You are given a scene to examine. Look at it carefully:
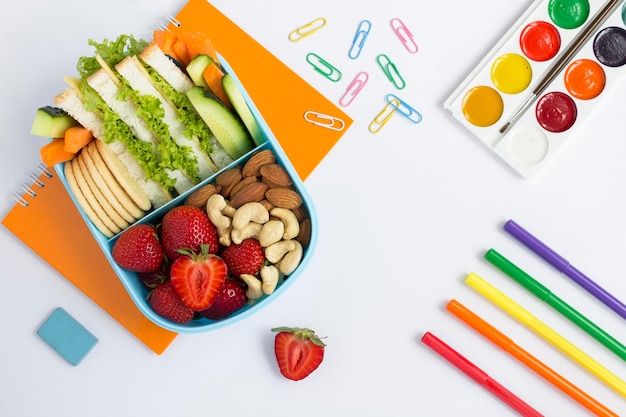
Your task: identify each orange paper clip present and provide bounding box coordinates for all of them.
[368,100,398,134]
[288,17,326,42]
[303,111,345,131]
[339,71,369,106]
[390,18,418,54]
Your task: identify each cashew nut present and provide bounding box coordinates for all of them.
[270,207,300,240]
[231,222,263,244]
[206,194,232,246]
[232,202,269,231]
[240,273,263,300]
[278,240,303,275]
[261,264,280,295]
[264,239,296,264]
[259,219,284,247]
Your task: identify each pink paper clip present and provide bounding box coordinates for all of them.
[339,71,369,106]
[390,18,418,54]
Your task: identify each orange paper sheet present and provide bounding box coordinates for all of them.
[2,0,351,354]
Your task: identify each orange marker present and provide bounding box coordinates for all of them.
[446,300,618,417]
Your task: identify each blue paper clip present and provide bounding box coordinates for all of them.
[304,111,345,131]
[385,94,422,123]
[339,71,369,106]
[306,53,342,82]
[348,20,372,59]
[376,54,405,90]
[390,18,418,54]
[288,17,327,42]
[368,100,398,134]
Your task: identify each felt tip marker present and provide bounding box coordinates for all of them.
[465,273,626,398]
[421,331,544,417]
[503,219,626,321]
[485,248,626,363]
[446,300,619,417]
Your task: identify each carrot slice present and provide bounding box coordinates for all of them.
[64,126,94,153]
[182,31,220,65]
[173,38,191,67]
[40,139,76,166]
[202,61,232,108]
[153,29,182,63]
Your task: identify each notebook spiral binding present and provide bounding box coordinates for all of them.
[12,163,53,208]
[155,13,181,31]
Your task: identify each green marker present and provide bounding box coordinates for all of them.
[485,248,626,363]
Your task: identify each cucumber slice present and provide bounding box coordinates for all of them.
[222,73,264,146]
[31,106,78,138]
[186,86,254,159]
[186,54,211,88]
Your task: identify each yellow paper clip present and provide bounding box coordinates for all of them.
[385,94,422,123]
[288,17,327,42]
[304,111,346,131]
[368,100,399,134]
[348,20,372,59]
[339,71,369,106]
[306,53,342,82]
[390,18,418,54]
[376,54,405,90]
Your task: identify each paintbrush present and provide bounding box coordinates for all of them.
[499,0,624,135]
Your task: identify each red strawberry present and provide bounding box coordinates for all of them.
[220,238,265,278]
[149,280,194,324]
[272,327,326,381]
[199,279,248,320]
[170,244,228,310]
[137,262,171,290]
[112,224,164,273]
[160,205,219,261]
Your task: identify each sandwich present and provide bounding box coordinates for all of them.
[52,33,257,217]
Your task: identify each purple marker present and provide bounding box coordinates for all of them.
[503,219,626,321]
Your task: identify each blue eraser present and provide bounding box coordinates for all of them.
[37,307,98,366]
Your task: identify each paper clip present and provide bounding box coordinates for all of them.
[368,100,399,134]
[339,71,369,106]
[376,54,405,90]
[390,18,418,54]
[348,20,372,59]
[306,53,342,82]
[288,17,327,42]
[385,94,422,123]
[304,111,346,131]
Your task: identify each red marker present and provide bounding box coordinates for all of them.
[421,332,543,417]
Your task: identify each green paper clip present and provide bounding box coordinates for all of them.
[306,53,342,82]
[377,54,405,89]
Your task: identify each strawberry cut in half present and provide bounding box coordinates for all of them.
[272,327,326,381]
[170,244,228,311]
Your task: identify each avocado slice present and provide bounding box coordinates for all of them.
[31,106,79,138]
[222,73,264,146]
[186,86,254,160]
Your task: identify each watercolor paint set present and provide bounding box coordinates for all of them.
[444,0,626,178]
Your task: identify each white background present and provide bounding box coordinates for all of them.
[2,0,626,416]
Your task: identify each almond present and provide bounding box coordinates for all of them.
[230,181,269,208]
[296,218,312,248]
[184,183,221,208]
[242,149,276,177]
[229,176,257,201]
[265,187,302,209]
[216,166,242,187]
[260,163,292,187]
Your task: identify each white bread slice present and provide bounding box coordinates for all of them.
[87,68,194,196]
[54,86,169,209]
[115,56,217,186]
[139,42,234,170]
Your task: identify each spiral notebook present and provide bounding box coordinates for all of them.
[2,0,351,355]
